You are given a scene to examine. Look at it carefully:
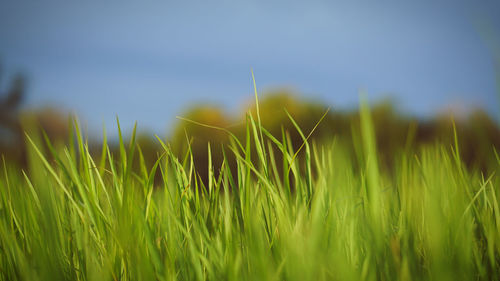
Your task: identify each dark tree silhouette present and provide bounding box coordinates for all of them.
[0,70,26,164]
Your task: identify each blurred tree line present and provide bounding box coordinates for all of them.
[1,73,499,184]
[170,90,500,183]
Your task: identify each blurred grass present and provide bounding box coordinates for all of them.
[0,91,500,280]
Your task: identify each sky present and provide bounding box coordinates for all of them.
[1,0,499,138]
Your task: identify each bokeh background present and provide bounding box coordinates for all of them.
[1,0,500,175]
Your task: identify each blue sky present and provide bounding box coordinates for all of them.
[1,0,499,138]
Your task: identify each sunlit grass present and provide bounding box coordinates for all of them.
[0,96,499,280]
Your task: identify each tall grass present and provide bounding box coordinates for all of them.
[0,97,499,280]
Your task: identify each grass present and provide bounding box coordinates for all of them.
[0,96,500,281]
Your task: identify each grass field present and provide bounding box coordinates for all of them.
[1,95,499,280]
